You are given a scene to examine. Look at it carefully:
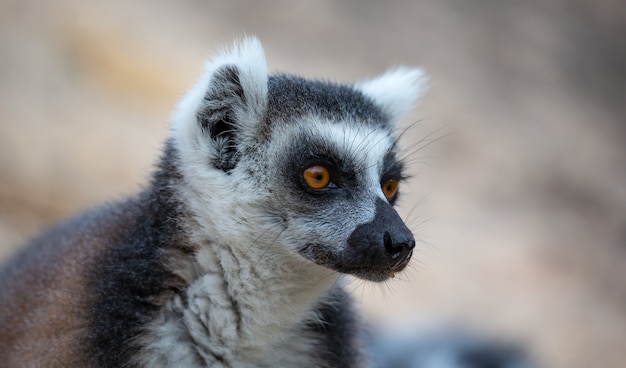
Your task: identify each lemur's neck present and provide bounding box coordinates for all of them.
[186,222,341,332]
[161,219,340,363]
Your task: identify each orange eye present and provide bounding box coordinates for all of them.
[303,166,331,189]
[381,179,398,200]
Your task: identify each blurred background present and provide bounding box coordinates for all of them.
[1,0,625,367]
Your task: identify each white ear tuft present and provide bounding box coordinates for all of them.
[172,36,268,134]
[171,36,269,171]
[357,67,428,124]
[209,36,268,109]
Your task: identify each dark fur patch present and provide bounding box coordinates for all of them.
[84,140,189,367]
[307,287,364,368]
[266,74,389,128]
[198,65,247,172]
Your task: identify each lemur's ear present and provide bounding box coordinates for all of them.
[172,37,268,171]
[357,67,428,125]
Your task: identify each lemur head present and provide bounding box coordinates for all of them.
[172,38,427,282]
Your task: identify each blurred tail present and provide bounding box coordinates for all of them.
[366,328,535,368]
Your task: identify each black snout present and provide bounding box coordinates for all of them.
[345,198,415,281]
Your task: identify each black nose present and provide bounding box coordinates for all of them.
[383,231,415,260]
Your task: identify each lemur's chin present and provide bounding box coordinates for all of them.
[297,243,414,283]
[347,249,413,282]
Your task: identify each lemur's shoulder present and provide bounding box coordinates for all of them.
[0,200,138,366]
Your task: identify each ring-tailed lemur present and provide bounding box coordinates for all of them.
[0,37,426,367]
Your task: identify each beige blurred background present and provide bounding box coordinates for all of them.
[1,1,625,367]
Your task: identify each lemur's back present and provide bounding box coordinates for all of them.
[0,203,126,366]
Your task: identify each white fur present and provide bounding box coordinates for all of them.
[137,222,341,367]
[357,67,428,125]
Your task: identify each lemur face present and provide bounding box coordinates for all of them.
[172,38,426,282]
[264,116,415,282]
